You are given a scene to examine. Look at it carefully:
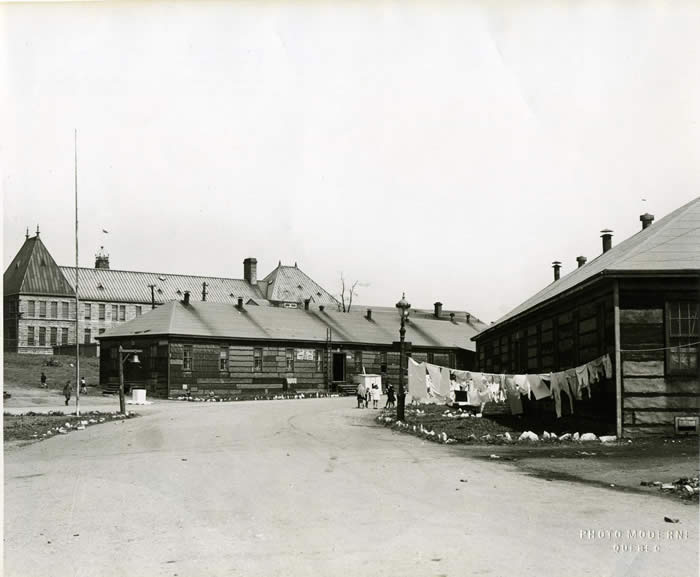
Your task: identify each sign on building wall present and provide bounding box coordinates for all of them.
[296,349,314,361]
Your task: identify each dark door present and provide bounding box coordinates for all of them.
[332,353,345,382]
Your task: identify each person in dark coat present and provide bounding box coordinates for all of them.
[385,384,396,409]
[63,380,72,406]
[40,372,47,388]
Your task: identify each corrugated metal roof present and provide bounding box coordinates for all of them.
[98,300,478,351]
[58,267,264,304]
[355,304,489,331]
[3,236,75,297]
[260,264,340,308]
[476,196,700,338]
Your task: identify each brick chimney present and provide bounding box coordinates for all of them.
[304,298,311,311]
[434,302,443,318]
[237,297,244,308]
[552,261,562,281]
[366,308,372,320]
[95,246,110,269]
[243,258,257,285]
[449,312,456,323]
[600,230,613,253]
[640,213,655,230]
[183,291,190,305]
[465,313,471,324]
[576,256,587,268]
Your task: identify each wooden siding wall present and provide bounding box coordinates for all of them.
[619,279,700,437]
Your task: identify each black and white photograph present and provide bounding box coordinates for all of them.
[2,1,699,576]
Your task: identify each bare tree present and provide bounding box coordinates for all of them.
[338,273,360,312]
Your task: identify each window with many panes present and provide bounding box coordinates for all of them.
[314,349,323,372]
[84,328,91,344]
[119,305,126,321]
[220,347,229,371]
[27,326,35,346]
[285,349,294,371]
[354,351,363,372]
[99,304,106,320]
[253,348,263,372]
[84,303,91,320]
[183,345,193,371]
[39,327,46,346]
[667,302,699,374]
[28,300,36,317]
[50,327,57,346]
[39,301,47,318]
[61,328,69,345]
[51,301,58,318]
[62,302,70,319]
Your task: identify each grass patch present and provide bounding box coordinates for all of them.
[3,353,100,390]
[4,411,136,443]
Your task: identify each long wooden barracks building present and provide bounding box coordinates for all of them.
[472,198,700,437]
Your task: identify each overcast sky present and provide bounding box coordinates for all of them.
[2,1,699,322]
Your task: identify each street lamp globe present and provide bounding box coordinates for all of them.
[395,292,411,318]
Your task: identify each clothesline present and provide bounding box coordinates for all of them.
[618,341,700,353]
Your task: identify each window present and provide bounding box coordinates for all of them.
[28,300,35,317]
[112,304,118,320]
[253,348,263,372]
[99,328,105,335]
[667,302,699,374]
[61,328,69,345]
[62,302,69,319]
[183,345,193,371]
[285,349,295,371]
[84,328,91,344]
[150,344,158,371]
[314,349,323,372]
[380,351,388,373]
[354,351,363,372]
[427,352,435,364]
[99,304,106,320]
[220,347,229,371]
[119,305,126,321]
[39,301,47,318]
[135,306,142,316]
[50,327,58,346]
[84,303,91,320]
[27,326,35,346]
[51,301,58,318]
[39,326,46,346]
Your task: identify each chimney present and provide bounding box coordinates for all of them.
[434,302,443,318]
[94,246,110,269]
[366,308,372,321]
[576,256,587,268]
[319,305,325,312]
[640,213,655,230]
[243,258,258,285]
[552,261,562,281]
[304,298,310,311]
[601,229,613,253]
[449,312,455,323]
[237,297,243,308]
[183,291,191,305]
[466,313,471,324]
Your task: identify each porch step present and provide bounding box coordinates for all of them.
[335,382,357,396]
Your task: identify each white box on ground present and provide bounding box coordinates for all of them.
[352,374,382,393]
[132,388,147,404]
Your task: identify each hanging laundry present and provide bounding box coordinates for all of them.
[527,374,551,401]
[467,380,481,406]
[602,354,613,379]
[549,372,569,418]
[513,375,530,398]
[407,358,427,402]
[426,364,443,397]
[439,367,453,400]
[574,365,590,400]
[453,370,468,388]
[587,362,600,385]
[504,376,524,415]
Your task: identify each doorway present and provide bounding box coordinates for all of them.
[332,353,346,382]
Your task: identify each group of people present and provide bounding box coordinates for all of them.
[356,382,395,409]
[41,372,88,406]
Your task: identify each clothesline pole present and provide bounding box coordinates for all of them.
[613,280,623,438]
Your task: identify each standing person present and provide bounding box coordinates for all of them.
[80,376,87,395]
[62,380,72,406]
[40,372,47,388]
[371,383,380,409]
[356,381,366,409]
[385,384,395,409]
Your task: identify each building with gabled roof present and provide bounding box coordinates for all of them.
[96,296,478,398]
[472,198,700,437]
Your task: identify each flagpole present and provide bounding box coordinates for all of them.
[75,128,80,417]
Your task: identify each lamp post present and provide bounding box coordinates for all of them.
[118,345,142,415]
[395,292,411,422]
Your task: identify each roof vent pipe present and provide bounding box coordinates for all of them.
[640,213,655,230]
[366,308,372,321]
[183,291,190,305]
[601,229,613,253]
[237,297,243,308]
[319,305,325,312]
[304,298,310,311]
[576,256,587,268]
[449,312,456,323]
[434,302,443,318]
[466,313,471,324]
[552,261,562,281]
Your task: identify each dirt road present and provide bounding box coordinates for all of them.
[4,398,697,576]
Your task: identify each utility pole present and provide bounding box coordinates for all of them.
[74,128,81,417]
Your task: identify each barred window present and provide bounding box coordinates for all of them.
[39,327,46,346]
[27,326,35,346]
[28,300,36,317]
[219,347,229,371]
[51,301,58,318]
[253,348,263,372]
[667,302,699,374]
[50,327,58,346]
[84,328,91,345]
[183,346,193,371]
[84,303,91,320]
[285,349,294,371]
